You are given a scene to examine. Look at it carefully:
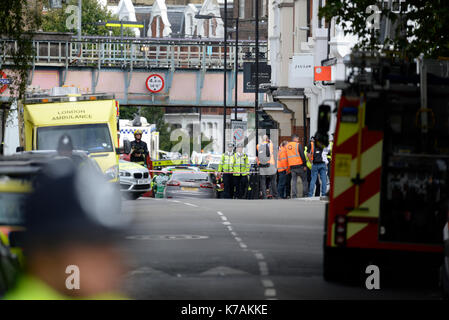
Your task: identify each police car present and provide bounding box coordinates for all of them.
[118,160,151,200]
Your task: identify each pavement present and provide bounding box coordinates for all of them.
[119,198,443,300]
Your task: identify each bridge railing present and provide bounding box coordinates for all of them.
[0,36,268,70]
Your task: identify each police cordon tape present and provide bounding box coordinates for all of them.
[147,169,261,175]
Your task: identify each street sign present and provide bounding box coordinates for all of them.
[288,55,314,88]
[314,66,332,81]
[243,62,271,93]
[146,74,164,93]
[231,120,247,145]
[321,57,337,66]
[0,71,11,94]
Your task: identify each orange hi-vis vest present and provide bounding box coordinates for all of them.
[309,141,315,161]
[286,142,304,166]
[277,146,289,172]
[256,142,275,165]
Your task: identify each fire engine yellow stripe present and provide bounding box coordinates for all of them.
[360,140,382,178]
[333,141,383,199]
[336,122,358,146]
[347,222,368,240]
[347,192,380,218]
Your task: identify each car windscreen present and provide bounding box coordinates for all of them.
[37,124,113,153]
[0,193,26,226]
[171,172,209,182]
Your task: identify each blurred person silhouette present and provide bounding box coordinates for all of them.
[57,134,74,157]
[3,159,131,300]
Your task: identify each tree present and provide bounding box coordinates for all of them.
[0,0,42,100]
[140,107,174,152]
[319,0,449,59]
[42,0,134,36]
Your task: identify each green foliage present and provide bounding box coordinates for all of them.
[0,0,41,100]
[141,107,174,152]
[42,0,134,36]
[319,0,449,59]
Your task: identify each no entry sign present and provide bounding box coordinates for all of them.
[146,74,164,93]
[0,71,11,94]
[231,120,247,144]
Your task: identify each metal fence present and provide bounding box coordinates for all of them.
[0,36,268,70]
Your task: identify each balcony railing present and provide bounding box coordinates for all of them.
[0,36,268,70]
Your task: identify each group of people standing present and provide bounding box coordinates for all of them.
[217,143,251,199]
[217,134,333,199]
[278,134,332,199]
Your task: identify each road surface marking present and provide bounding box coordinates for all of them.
[169,200,181,203]
[184,202,198,207]
[254,253,265,260]
[264,289,276,297]
[261,279,274,288]
[258,262,269,276]
[215,210,276,299]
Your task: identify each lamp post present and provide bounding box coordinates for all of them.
[78,0,82,40]
[255,0,259,156]
[225,19,240,121]
[194,12,228,152]
[223,0,228,153]
[234,19,239,121]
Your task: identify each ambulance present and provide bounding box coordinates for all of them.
[18,87,129,182]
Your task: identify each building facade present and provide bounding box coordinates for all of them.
[266,0,357,145]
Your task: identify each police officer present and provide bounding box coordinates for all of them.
[218,143,235,199]
[57,134,74,157]
[4,160,129,300]
[232,143,250,199]
[130,129,149,166]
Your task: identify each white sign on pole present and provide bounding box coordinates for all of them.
[288,55,314,88]
[231,121,247,145]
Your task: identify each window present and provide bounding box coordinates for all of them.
[239,0,245,19]
[252,0,263,18]
[37,123,113,153]
[189,14,194,35]
[0,193,27,226]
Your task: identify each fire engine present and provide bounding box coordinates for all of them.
[322,53,449,285]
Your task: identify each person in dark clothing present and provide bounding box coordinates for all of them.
[287,134,308,198]
[307,137,327,197]
[130,129,149,166]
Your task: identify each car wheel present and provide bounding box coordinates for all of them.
[323,246,343,282]
[323,247,362,284]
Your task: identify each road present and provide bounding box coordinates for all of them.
[119,198,442,300]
